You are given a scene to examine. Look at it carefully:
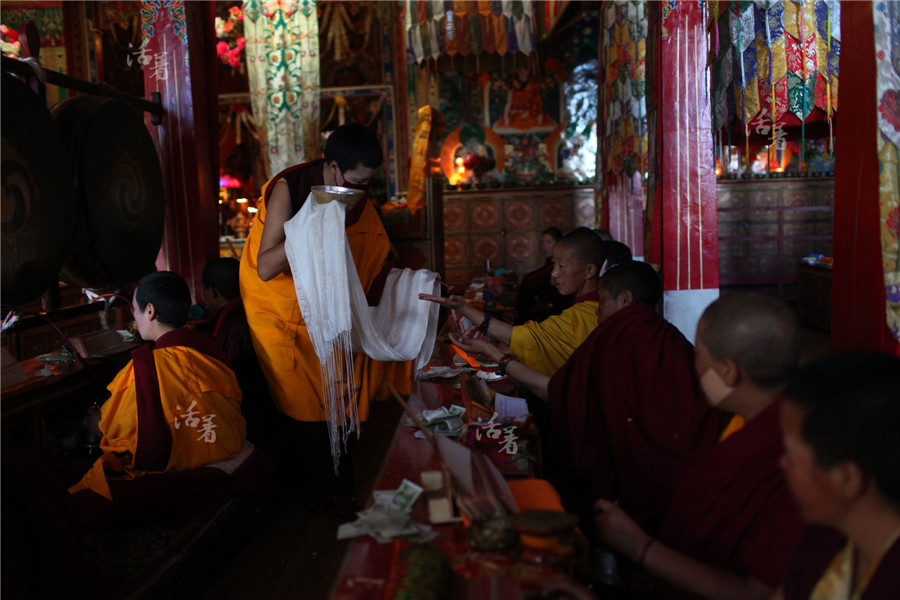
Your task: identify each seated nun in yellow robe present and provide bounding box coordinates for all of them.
[420,229,609,376]
[69,271,247,503]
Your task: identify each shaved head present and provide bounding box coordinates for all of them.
[697,293,801,390]
[556,229,607,273]
[600,260,661,307]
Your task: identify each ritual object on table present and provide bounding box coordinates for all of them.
[421,469,460,525]
[510,510,579,567]
[435,434,519,521]
[467,515,520,552]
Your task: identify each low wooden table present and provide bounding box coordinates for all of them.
[331,354,568,599]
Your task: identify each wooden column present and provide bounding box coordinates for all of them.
[649,1,719,343]
[141,1,219,301]
[831,2,900,354]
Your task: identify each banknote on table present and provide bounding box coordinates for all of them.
[408,405,467,436]
[391,478,424,512]
[336,479,435,543]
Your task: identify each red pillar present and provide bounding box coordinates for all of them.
[650,1,720,342]
[141,1,219,301]
[831,2,900,354]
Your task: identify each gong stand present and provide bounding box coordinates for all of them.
[1,22,163,339]
[1,55,162,125]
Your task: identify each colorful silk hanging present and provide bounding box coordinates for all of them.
[601,1,648,252]
[403,0,536,63]
[602,1,648,180]
[873,2,900,342]
[708,0,839,145]
[243,0,320,178]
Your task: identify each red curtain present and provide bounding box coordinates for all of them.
[831,1,899,354]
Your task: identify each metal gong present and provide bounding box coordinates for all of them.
[1,73,76,308]
[52,95,165,289]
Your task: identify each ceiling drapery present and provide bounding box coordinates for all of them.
[404,0,538,64]
[707,0,840,148]
[602,0,647,180]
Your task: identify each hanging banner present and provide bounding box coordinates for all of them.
[243,0,320,178]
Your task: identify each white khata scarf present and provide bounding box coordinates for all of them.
[283,193,441,471]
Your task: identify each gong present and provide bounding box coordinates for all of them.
[1,73,76,308]
[52,95,165,289]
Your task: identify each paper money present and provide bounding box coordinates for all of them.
[408,405,467,436]
[391,478,424,512]
[336,480,435,543]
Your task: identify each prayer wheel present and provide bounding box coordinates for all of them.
[51,95,165,290]
[1,73,76,308]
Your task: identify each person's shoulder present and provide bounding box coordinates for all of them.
[269,158,323,182]
[782,526,847,599]
[155,329,231,366]
[612,304,693,350]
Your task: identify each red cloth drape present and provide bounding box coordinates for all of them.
[831,1,900,355]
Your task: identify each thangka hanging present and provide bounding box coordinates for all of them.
[404,0,537,64]
[600,1,647,257]
[873,1,900,342]
[601,1,648,180]
[708,0,839,147]
[243,0,320,178]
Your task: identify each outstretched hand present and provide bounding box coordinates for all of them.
[448,331,503,363]
[593,499,652,563]
[418,293,469,312]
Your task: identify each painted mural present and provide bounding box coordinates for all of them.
[428,8,600,187]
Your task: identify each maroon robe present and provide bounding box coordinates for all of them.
[658,400,804,597]
[783,526,900,600]
[547,302,729,531]
[131,329,230,471]
[212,297,281,448]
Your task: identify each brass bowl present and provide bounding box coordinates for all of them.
[310,185,364,206]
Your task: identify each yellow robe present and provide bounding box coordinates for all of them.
[240,177,413,423]
[509,298,600,376]
[69,345,246,500]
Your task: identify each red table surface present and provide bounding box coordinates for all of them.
[331,365,565,599]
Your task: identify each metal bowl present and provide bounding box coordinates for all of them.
[310,185,364,206]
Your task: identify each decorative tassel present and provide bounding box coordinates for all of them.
[745,123,750,173]
[727,126,732,169]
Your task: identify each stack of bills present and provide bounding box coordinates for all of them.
[337,479,437,544]
[408,404,467,436]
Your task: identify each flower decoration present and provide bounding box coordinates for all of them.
[215,5,245,72]
[463,154,496,175]
[1,24,21,58]
[879,90,900,133]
